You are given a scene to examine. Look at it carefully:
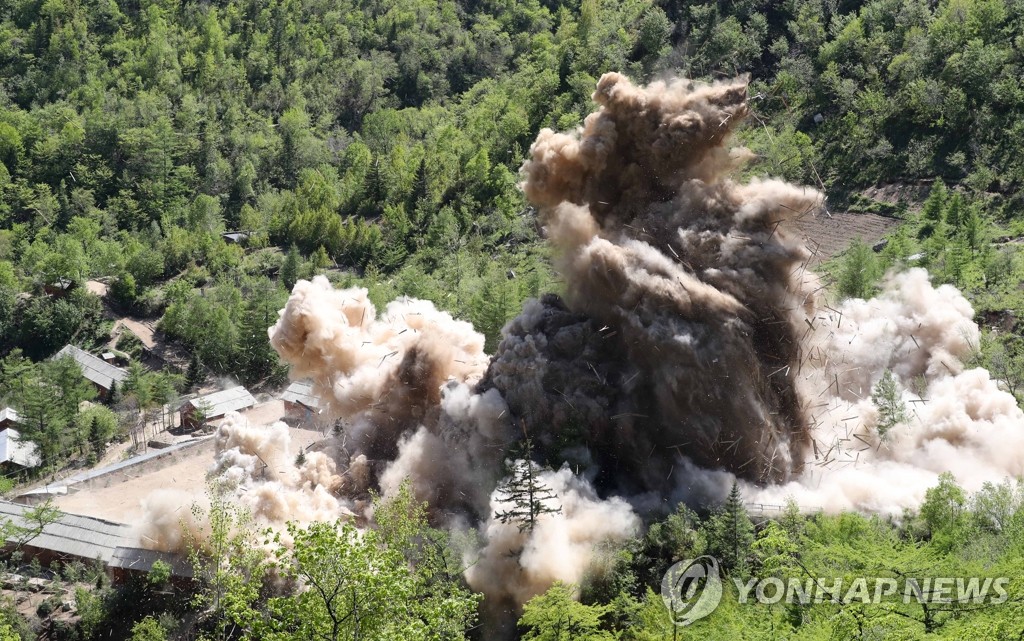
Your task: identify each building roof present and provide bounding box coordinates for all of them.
[221,231,250,244]
[108,546,194,578]
[53,345,128,391]
[0,429,38,468]
[0,407,19,425]
[183,386,257,418]
[281,380,321,410]
[0,500,133,563]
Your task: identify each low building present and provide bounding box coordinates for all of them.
[0,500,132,567]
[43,277,76,297]
[0,407,19,431]
[178,386,257,430]
[108,546,194,586]
[52,345,128,400]
[221,231,250,245]
[281,380,326,427]
[0,501,191,584]
[0,429,39,470]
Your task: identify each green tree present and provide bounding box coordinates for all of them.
[871,369,907,437]
[186,352,204,390]
[237,284,287,386]
[920,180,947,227]
[519,582,616,641]
[261,519,470,641]
[494,438,562,534]
[77,406,118,457]
[0,500,61,551]
[706,482,754,573]
[371,481,481,636]
[281,244,301,291]
[836,239,879,300]
[109,271,138,310]
[130,616,167,641]
[188,485,267,640]
[919,472,969,553]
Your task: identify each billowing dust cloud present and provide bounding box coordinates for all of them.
[141,72,1024,612]
[749,268,1024,513]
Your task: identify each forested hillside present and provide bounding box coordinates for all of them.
[4,0,1024,638]
[4,0,1024,370]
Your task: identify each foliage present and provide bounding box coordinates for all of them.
[495,438,562,534]
[189,480,478,640]
[836,239,880,300]
[871,369,908,437]
[519,582,615,641]
[187,485,267,640]
[0,500,60,553]
[706,482,755,574]
[129,617,167,641]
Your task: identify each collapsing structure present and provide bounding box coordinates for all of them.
[281,380,327,430]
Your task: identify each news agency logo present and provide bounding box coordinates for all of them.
[660,556,723,626]
[660,555,1010,626]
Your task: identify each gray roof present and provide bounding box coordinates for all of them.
[0,429,39,468]
[53,345,128,391]
[281,380,320,409]
[0,408,19,425]
[0,500,133,563]
[108,546,193,578]
[183,386,256,418]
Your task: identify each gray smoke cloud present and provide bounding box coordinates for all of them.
[137,72,1024,616]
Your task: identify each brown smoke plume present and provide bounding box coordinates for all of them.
[493,72,823,493]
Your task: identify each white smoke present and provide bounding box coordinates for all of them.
[747,268,1024,514]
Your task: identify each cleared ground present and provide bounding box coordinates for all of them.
[787,211,900,265]
[53,402,325,523]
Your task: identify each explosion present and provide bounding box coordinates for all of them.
[141,72,1024,613]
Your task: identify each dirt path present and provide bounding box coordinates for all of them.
[85,279,108,297]
[111,318,157,349]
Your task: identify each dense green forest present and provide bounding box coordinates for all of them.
[5,0,1024,373]
[4,0,1024,638]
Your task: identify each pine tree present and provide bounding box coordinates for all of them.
[89,416,107,458]
[237,292,284,387]
[871,369,907,437]
[281,244,301,291]
[961,202,984,254]
[494,438,561,533]
[708,482,754,572]
[944,192,966,235]
[921,179,947,223]
[17,375,65,465]
[837,239,878,300]
[186,352,204,390]
[107,380,121,405]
